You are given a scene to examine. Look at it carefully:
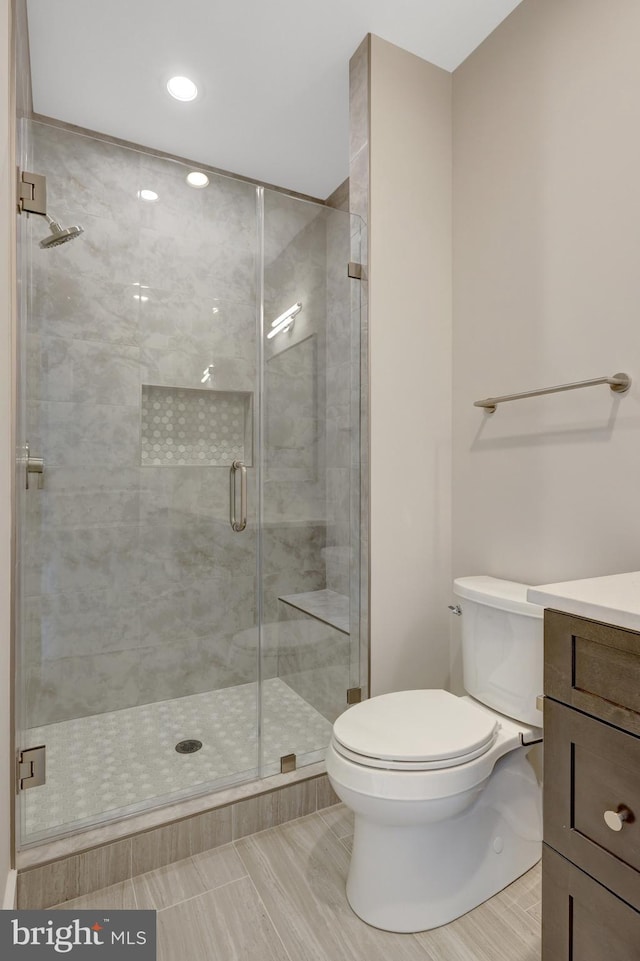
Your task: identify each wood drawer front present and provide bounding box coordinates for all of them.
[545,609,640,735]
[544,698,640,911]
[542,845,640,961]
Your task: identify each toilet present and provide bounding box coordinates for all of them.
[326,576,544,933]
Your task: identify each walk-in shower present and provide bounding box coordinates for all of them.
[15,119,364,846]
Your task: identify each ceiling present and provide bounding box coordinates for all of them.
[26,0,523,199]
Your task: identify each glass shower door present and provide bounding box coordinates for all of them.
[15,117,364,847]
[16,120,263,844]
[259,190,362,774]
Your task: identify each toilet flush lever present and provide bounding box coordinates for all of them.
[448,605,462,616]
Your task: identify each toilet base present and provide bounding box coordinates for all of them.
[344,747,542,933]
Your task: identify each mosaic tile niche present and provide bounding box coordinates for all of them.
[141,385,253,467]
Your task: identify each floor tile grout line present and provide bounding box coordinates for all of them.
[316,806,348,840]
[232,828,306,961]
[154,874,250,915]
[337,835,352,853]
[488,892,542,946]
[130,849,251,909]
[232,835,253,875]
[466,900,540,959]
[189,852,249,893]
[243,873,297,961]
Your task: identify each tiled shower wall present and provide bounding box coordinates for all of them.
[23,122,354,727]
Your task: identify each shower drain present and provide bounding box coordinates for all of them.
[175,739,203,755]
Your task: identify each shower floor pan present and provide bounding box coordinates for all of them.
[23,677,332,839]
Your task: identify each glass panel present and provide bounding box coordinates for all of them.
[17,120,262,843]
[14,116,33,840]
[260,190,362,774]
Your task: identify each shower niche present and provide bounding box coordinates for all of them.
[140,385,253,468]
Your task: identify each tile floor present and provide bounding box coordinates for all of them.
[52,803,541,961]
[25,678,332,838]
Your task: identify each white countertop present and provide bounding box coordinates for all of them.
[527,571,640,633]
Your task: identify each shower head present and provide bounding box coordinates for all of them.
[39,214,84,249]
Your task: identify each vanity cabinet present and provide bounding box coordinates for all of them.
[542,609,640,960]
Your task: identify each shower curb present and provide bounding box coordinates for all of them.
[16,767,339,910]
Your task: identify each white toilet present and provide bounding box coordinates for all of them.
[326,576,544,933]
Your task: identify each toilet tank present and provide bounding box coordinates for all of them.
[453,576,543,727]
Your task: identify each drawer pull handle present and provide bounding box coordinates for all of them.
[603,806,632,832]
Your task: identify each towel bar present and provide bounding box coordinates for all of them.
[474,372,631,413]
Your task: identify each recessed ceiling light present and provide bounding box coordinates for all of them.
[137,189,159,202]
[186,171,209,188]
[167,76,198,102]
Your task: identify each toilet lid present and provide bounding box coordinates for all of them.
[332,690,499,767]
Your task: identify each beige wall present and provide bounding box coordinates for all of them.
[369,36,452,695]
[368,1,640,696]
[1,0,15,905]
[452,0,640,655]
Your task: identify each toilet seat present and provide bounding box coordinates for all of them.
[332,689,499,771]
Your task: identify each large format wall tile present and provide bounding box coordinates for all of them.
[32,336,140,405]
[35,587,142,658]
[25,524,140,597]
[32,122,144,222]
[31,483,140,531]
[27,400,140,470]
[30,275,139,346]
[142,346,256,393]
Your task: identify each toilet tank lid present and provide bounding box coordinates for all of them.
[453,576,543,618]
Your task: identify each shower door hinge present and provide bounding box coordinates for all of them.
[347,261,363,280]
[25,442,45,489]
[347,687,362,705]
[18,170,47,216]
[17,745,46,792]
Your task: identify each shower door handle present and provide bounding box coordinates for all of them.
[229,460,247,532]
